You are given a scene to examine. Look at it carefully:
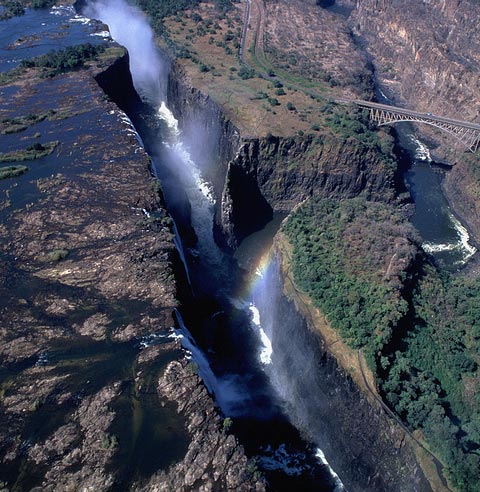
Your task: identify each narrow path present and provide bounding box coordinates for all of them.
[251,0,265,63]
[239,0,250,62]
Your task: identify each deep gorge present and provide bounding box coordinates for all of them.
[86,1,437,490]
[1,0,478,490]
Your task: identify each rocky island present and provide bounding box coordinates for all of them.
[0,0,479,491]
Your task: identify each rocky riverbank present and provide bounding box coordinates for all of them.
[0,41,261,491]
[139,359,266,492]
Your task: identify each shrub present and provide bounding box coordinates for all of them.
[186,362,199,375]
[0,165,28,180]
[238,66,255,80]
[48,249,69,262]
[1,0,24,18]
[31,0,56,8]
[101,433,118,450]
[20,44,106,77]
[222,417,233,433]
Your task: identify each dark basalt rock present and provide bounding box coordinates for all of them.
[138,360,267,492]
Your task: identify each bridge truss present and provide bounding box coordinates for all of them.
[341,99,480,153]
[368,107,480,153]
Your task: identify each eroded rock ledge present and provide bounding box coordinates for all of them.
[140,360,266,492]
[167,63,399,249]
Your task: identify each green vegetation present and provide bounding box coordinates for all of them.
[0,0,54,17]
[186,361,199,375]
[135,0,232,35]
[238,66,256,80]
[322,103,393,150]
[101,432,118,450]
[1,110,55,134]
[382,268,480,492]
[31,0,55,8]
[0,141,58,162]
[0,164,28,180]
[284,196,480,491]
[47,249,69,262]
[0,66,25,86]
[20,43,106,77]
[135,0,199,29]
[222,417,233,433]
[1,124,27,134]
[0,0,24,19]
[284,197,417,352]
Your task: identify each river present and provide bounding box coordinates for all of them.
[399,130,476,269]
[1,1,473,491]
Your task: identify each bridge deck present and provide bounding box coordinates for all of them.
[336,98,480,131]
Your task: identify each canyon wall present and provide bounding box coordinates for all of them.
[164,60,433,491]
[268,237,432,492]
[351,0,480,122]
[167,63,398,248]
[350,0,480,242]
[222,133,397,247]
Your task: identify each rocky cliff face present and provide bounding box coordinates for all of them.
[166,64,242,199]
[0,47,260,492]
[167,63,398,248]
[351,0,480,123]
[140,360,266,492]
[350,0,480,242]
[162,58,434,490]
[221,133,397,247]
[267,238,432,492]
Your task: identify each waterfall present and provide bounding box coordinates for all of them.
[171,218,192,289]
[84,1,346,489]
[250,254,345,491]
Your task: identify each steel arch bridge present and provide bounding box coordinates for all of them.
[337,99,480,153]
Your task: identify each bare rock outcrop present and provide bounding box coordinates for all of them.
[140,360,266,492]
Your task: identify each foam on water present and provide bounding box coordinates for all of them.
[157,102,180,136]
[408,133,432,162]
[174,311,247,415]
[249,303,273,365]
[316,448,345,491]
[258,444,311,476]
[451,213,477,258]
[422,211,476,263]
[90,30,111,38]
